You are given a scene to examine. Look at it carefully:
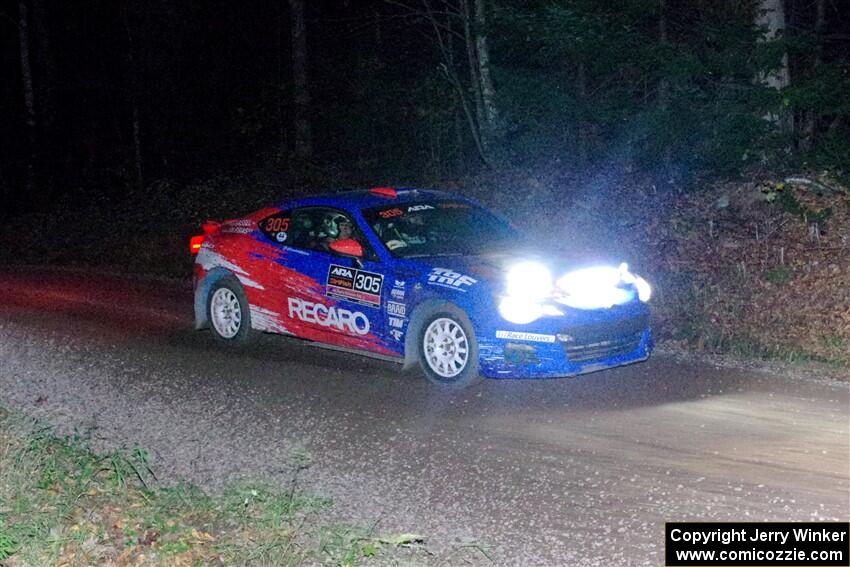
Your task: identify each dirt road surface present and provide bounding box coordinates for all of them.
[1,268,847,565]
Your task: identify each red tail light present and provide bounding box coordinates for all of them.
[189,235,204,254]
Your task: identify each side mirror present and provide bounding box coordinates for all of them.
[329,238,364,258]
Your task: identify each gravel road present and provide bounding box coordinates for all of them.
[1,267,847,566]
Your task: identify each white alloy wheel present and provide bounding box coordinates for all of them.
[210,287,242,339]
[422,317,469,379]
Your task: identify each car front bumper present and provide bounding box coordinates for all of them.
[477,301,653,379]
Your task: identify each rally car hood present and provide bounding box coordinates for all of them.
[404,247,577,290]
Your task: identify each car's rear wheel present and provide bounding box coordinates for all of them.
[419,312,480,386]
[207,278,252,345]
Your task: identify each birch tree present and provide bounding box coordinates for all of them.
[289,0,313,161]
[755,0,791,130]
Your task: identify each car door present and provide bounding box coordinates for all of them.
[262,206,397,356]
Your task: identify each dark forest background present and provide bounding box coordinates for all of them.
[2,0,848,216]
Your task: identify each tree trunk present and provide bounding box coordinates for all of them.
[800,0,825,150]
[277,5,286,161]
[473,0,499,146]
[289,0,313,161]
[460,0,485,145]
[658,0,673,181]
[18,0,37,197]
[755,0,792,131]
[31,0,53,131]
[123,9,144,191]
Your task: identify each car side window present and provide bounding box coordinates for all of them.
[269,207,376,260]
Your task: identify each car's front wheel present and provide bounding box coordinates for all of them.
[419,311,480,386]
[207,277,253,345]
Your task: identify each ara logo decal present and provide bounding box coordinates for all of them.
[326,264,383,307]
[330,265,354,278]
[386,301,406,316]
[388,317,405,329]
[287,298,370,335]
[428,268,477,290]
[407,204,435,212]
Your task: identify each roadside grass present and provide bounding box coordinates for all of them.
[0,408,430,566]
[692,329,849,368]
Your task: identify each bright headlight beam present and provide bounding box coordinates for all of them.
[635,276,652,302]
[506,262,552,301]
[498,296,544,324]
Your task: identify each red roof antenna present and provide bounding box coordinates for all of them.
[369,187,397,198]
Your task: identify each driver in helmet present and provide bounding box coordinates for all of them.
[318,215,358,250]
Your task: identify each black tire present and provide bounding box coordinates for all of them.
[206,277,253,346]
[417,309,481,387]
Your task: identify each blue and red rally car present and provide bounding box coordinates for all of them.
[191,187,653,386]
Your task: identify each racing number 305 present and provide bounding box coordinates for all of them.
[265,217,289,232]
[355,273,381,294]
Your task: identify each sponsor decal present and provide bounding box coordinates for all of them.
[389,329,404,341]
[287,297,370,335]
[504,343,540,365]
[495,330,556,343]
[275,231,287,243]
[378,207,403,219]
[388,317,405,329]
[557,333,575,343]
[437,201,471,209]
[326,264,384,307]
[386,301,406,317]
[407,204,434,212]
[428,268,477,290]
[222,226,254,234]
[391,279,406,300]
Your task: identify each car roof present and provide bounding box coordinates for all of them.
[274,187,461,211]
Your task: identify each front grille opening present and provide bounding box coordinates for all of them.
[561,331,644,363]
[559,311,648,363]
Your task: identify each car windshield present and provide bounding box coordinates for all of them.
[362,200,520,258]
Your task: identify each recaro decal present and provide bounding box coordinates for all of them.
[326,264,384,307]
[287,297,370,335]
[428,268,477,290]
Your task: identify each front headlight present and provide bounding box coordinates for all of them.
[555,263,652,309]
[506,262,552,301]
[618,263,652,302]
[497,262,553,324]
[498,296,544,324]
